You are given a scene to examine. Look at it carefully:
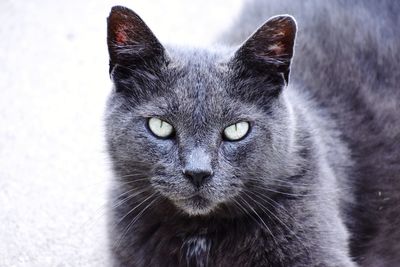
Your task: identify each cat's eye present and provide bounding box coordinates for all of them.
[223,121,250,141]
[148,118,174,138]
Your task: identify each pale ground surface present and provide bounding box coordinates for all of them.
[0,0,243,266]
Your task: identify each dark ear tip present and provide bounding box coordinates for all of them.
[109,5,136,17]
[267,14,297,31]
[111,5,129,12]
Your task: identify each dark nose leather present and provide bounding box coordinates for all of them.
[182,146,213,188]
[183,169,212,187]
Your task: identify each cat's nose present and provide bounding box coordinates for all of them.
[183,168,213,188]
[182,146,213,188]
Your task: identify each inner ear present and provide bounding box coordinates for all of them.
[107,6,166,73]
[233,15,297,84]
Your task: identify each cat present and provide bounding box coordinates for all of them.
[105,1,400,266]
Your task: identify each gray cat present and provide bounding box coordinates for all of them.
[105,1,400,266]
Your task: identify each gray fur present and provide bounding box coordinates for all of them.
[105,2,400,266]
[222,1,400,266]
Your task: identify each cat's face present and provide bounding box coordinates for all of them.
[106,6,297,216]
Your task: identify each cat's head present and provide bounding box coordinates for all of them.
[105,6,298,216]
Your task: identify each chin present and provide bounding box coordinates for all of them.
[175,195,217,216]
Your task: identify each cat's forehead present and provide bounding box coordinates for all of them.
[138,47,262,129]
[170,48,227,100]
[171,50,249,120]
[167,46,228,83]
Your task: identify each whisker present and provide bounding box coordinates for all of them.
[249,177,315,188]
[113,179,152,191]
[80,186,151,232]
[242,189,311,256]
[77,175,150,191]
[248,183,310,197]
[119,174,150,179]
[248,190,334,250]
[236,195,278,247]
[246,180,343,198]
[114,195,160,250]
[117,192,157,224]
[111,187,151,210]
[245,177,351,194]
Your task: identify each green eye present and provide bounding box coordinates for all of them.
[223,121,250,141]
[148,118,174,138]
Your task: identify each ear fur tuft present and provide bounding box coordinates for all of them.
[107,6,165,73]
[233,15,297,84]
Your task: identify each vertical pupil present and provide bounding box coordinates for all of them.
[160,120,163,128]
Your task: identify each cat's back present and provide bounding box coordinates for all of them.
[223,0,400,104]
[223,0,400,98]
[223,0,400,266]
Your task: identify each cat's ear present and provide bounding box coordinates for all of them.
[107,6,166,74]
[232,15,297,84]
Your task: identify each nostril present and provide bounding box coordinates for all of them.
[183,169,213,187]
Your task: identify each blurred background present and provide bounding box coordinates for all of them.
[0,0,243,266]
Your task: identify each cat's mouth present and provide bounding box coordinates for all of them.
[174,194,215,216]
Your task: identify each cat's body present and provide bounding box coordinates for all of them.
[105,1,400,266]
[223,1,400,265]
